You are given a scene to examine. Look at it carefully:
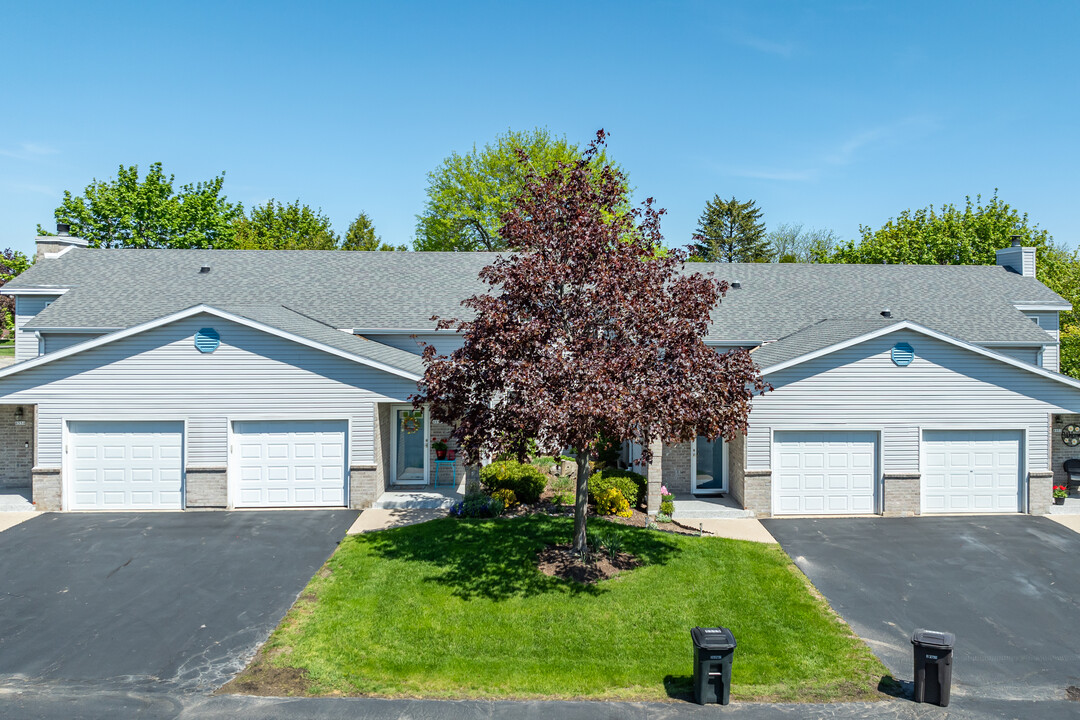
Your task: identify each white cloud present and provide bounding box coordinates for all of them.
[0,142,60,161]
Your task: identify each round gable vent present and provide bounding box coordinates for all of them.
[891,342,914,367]
[194,328,221,353]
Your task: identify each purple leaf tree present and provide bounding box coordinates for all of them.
[414,131,767,551]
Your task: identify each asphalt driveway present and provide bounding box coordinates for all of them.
[761,516,1080,702]
[0,510,356,692]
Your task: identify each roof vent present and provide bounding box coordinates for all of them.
[56,223,70,236]
[730,280,741,289]
[881,308,892,318]
[199,265,211,274]
[1010,234,1022,247]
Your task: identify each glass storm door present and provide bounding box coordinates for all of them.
[392,406,427,485]
[692,436,728,495]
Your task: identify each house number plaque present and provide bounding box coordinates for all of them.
[1063,424,1080,447]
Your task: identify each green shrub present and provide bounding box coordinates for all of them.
[660,497,674,516]
[451,492,504,518]
[491,488,518,509]
[480,461,547,504]
[595,487,631,518]
[588,468,647,508]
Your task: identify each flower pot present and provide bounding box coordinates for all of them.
[1055,497,1066,505]
[435,449,447,460]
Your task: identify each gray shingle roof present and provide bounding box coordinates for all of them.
[749,319,896,369]
[217,304,426,377]
[6,249,1067,348]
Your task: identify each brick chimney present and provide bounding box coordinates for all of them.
[995,235,1036,278]
[36,223,88,261]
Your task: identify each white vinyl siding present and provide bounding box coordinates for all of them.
[13,296,58,361]
[43,333,103,354]
[0,314,420,468]
[750,329,1080,476]
[362,333,466,357]
[987,346,1041,366]
[1023,312,1061,372]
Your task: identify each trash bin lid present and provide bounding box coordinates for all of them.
[692,626,737,650]
[911,629,955,649]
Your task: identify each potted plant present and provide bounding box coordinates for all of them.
[1054,485,1068,505]
[432,439,448,460]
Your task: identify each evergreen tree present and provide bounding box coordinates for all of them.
[689,196,770,262]
[342,212,405,251]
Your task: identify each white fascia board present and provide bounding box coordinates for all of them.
[0,304,422,382]
[979,340,1053,347]
[760,320,1080,390]
[0,287,71,296]
[1013,303,1071,311]
[26,327,121,333]
[351,327,448,334]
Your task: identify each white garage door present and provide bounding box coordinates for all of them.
[232,420,347,507]
[774,431,878,515]
[922,430,1021,513]
[68,421,184,510]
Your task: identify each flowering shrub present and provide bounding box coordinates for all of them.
[480,461,546,504]
[589,468,647,508]
[491,488,518,509]
[660,484,674,516]
[1054,485,1069,499]
[596,487,632,518]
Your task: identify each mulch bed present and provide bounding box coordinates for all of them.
[537,543,641,584]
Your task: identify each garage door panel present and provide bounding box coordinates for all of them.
[922,430,1020,513]
[68,421,184,510]
[773,431,878,516]
[232,420,347,508]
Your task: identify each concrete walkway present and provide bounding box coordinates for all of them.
[1048,513,1080,534]
[692,518,776,543]
[347,507,449,534]
[0,512,38,532]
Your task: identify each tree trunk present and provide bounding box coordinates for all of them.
[572,449,590,552]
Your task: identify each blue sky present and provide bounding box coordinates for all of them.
[2,1,1077,259]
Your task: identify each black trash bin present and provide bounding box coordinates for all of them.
[691,626,737,705]
[911,629,955,706]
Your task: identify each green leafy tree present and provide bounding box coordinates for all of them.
[689,196,770,262]
[342,212,405,251]
[414,128,625,252]
[41,163,242,248]
[767,223,839,263]
[232,199,339,250]
[831,192,1080,378]
[1,249,31,340]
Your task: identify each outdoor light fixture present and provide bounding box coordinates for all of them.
[14,406,23,421]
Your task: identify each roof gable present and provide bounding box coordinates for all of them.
[756,320,1080,391]
[0,304,425,382]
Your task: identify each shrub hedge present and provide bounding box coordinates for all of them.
[588,468,647,508]
[480,461,547,504]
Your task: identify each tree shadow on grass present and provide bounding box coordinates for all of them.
[362,514,680,602]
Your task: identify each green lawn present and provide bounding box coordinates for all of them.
[235,515,890,702]
[0,342,13,357]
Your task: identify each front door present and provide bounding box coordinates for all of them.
[391,405,428,485]
[692,436,729,495]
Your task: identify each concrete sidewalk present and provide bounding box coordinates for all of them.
[0,512,38,532]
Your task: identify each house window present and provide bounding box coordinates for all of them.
[1029,315,1041,326]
